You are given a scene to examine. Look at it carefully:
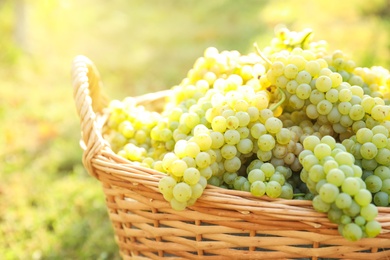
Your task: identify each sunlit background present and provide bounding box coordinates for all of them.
[1,0,389,259]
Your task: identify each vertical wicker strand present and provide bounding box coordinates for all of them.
[371,246,379,253]
[312,241,319,260]
[151,207,164,258]
[249,230,256,251]
[195,220,204,257]
[102,183,127,256]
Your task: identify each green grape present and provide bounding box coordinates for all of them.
[360,142,378,160]
[248,169,266,183]
[182,112,200,129]
[195,152,211,168]
[335,192,352,209]
[334,151,354,165]
[302,135,321,151]
[342,223,363,241]
[314,143,332,160]
[305,60,321,77]
[265,117,283,134]
[170,198,187,211]
[211,115,227,132]
[193,133,212,151]
[223,172,238,185]
[286,80,299,94]
[349,104,365,121]
[280,183,294,199]
[158,176,177,198]
[308,164,325,182]
[250,181,266,197]
[381,179,390,194]
[323,159,339,174]
[265,180,282,198]
[223,156,241,172]
[183,142,201,158]
[236,111,250,127]
[338,88,352,102]
[246,159,263,173]
[371,105,390,121]
[173,182,192,203]
[321,135,336,149]
[210,131,225,149]
[250,123,267,139]
[237,127,250,139]
[233,176,248,190]
[224,129,241,145]
[372,125,389,136]
[312,195,331,213]
[234,99,249,112]
[365,220,382,238]
[289,94,305,109]
[301,154,319,171]
[327,208,343,224]
[237,138,253,154]
[316,75,332,92]
[326,168,345,187]
[296,83,311,99]
[261,163,275,179]
[354,189,372,207]
[319,183,339,203]
[241,180,251,192]
[257,134,276,152]
[372,133,388,148]
[373,191,389,206]
[170,159,188,177]
[247,106,260,122]
[340,215,352,225]
[275,128,292,145]
[183,167,201,185]
[339,165,354,178]
[221,144,237,160]
[284,63,299,79]
[270,172,286,185]
[341,177,360,196]
[364,175,382,193]
[191,183,204,199]
[360,203,378,221]
[354,216,366,227]
[162,152,179,171]
[374,165,390,180]
[226,115,240,130]
[257,150,272,161]
[296,70,312,84]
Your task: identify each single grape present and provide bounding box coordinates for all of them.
[265,180,282,198]
[173,182,192,203]
[342,223,363,241]
[250,181,266,197]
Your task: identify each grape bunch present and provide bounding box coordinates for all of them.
[104,27,390,241]
[299,135,381,240]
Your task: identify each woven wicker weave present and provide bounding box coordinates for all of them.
[72,55,390,260]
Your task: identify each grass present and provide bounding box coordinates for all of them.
[0,0,389,259]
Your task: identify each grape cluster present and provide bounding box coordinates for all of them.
[342,126,390,207]
[299,135,381,240]
[104,27,390,241]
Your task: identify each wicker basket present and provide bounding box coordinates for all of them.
[71,55,390,260]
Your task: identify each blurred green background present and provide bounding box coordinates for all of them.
[1,0,389,259]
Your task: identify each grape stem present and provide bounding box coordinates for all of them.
[293,193,306,198]
[269,87,286,111]
[253,42,271,66]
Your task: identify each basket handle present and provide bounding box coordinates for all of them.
[71,55,109,178]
